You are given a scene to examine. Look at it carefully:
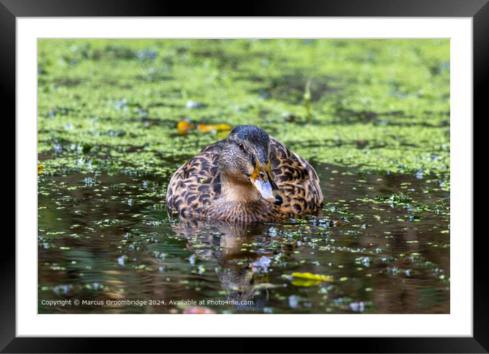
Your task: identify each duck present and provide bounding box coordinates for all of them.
[166,125,323,223]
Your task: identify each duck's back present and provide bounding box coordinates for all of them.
[166,142,223,219]
[269,138,324,215]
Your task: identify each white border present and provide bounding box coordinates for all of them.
[17,18,472,337]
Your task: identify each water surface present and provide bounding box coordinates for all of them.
[38,163,449,314]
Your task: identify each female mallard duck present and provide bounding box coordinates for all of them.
[166,125,323,223]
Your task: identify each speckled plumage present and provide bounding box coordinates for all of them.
[166,131,323,223]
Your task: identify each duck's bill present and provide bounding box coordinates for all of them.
[251,178,275,202]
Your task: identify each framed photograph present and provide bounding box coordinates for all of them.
[2,0,487,352]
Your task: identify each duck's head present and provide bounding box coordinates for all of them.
[218,125,282,205]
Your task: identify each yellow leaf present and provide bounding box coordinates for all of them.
[287,272,334,286]
[177,120,193,135]
[38,163,44,175]
[291,279,323,287]
[291,272,334,282]
[197,123,232,133]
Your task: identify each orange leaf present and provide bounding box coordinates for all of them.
[177,120,193,135]
[197,123,232,133]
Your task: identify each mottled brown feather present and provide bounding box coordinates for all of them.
[269,138,324,216]
[166,137,323,222]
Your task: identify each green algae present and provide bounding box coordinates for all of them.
[38,39,450,181]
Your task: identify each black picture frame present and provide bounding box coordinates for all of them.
[1,0,487,352]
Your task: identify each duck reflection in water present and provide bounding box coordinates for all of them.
[170,219,298,312]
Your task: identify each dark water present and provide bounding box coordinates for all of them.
[38,163,449,314]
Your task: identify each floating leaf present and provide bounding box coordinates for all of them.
[285,272,334,287]
[197,123,232,134]
[177,120,193,135]
[291,272,333,282]
[177,120,231,135]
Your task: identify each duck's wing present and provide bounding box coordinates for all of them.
[166,141,223,218]
[269,137,324,215]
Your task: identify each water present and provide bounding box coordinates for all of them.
[38,163,449,314]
